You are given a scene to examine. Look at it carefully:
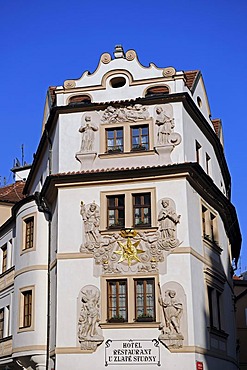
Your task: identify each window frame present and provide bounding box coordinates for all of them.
[102,275,159,325]
[22,214,36,253]
[107,279,128,322]
[0,308,4,339]
[19,286,35,332]
[100,188,156,231]
[105,127,124,153]
[107,194,125,229]
[131,124,149,152]
[99,118,154,156]
[133,193,151,228]
[1,244,7,274]
[134,278,156,321]
[201,203,218,245]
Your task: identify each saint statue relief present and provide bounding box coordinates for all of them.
[158,198,181,250]
[155,106,175,145]
[79,115,98,152]
[78,286,103,347]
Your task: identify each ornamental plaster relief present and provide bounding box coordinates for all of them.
[101,104,149,123]
[154,104,181,164]
[158,282,187,349]
[77,285,104,351]
[79,199,181,274]
[75,112,100,169]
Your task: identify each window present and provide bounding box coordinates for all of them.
[104,276,157,324]
[107,195,125,228]
[1,244,7,273]
[195,141,201,164]
[0,309,4,339]
[101,189,155,231]
[23,216,34,250]
[207,286,223,331]
[201,204,218,244]
[20,289,33,329]
[100,119,154,156]
[135,278,155,321]
[106,128,123,153]
[133,193,151,227]
[131,125,149,151]
[107,280,127,322]
[206,153,211,175]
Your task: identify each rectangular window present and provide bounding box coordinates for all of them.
[21,290,32,328]
[1,244,7,273]
[207,286,214,328]
[210,213,216,242]
[131,125,149,151]
[135,278,155,321]
[107,195,125,228]
[202,205,207,237]
[201,204,218,244]
[133,193,151,227]
[24,217,34,250]
[206,153,211,175]
[195,141,201,163]
[106,128,123,153]
[207,286,222,330]
[0,309,4,339]
[107,280,127,322]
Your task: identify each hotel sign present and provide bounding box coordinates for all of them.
[105,339,161,366]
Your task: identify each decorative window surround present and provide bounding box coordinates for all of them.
[18,286,35,332]
[201,203,218,246]
[100,119,154,155]
[100,188,156,231]
[101,275,159,325]
[21,214,36,254]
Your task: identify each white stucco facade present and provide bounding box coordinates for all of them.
[0,46,241,370]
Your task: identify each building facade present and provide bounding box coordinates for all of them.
[0,46,241,370]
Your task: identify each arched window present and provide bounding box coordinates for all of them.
[68,95,91,104]
[145,85,169,97]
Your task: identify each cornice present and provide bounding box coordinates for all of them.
[40,162,241,261]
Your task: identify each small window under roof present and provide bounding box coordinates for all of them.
[68,95,91,104]
[145,85,169,97]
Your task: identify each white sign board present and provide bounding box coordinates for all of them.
[105,339,161,366]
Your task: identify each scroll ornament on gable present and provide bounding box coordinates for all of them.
[79,198,181,273]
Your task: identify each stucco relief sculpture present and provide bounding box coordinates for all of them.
[80,201,102,251]
[155,104,181,164]
[78,285,104,351]
[101,104,149,123]
[80,198,182,273]
[79,115,98,152]
[76,113,99,170]
[158,198,181,250]
[158,288,184,348]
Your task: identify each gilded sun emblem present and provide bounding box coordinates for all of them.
[114,237,144,266]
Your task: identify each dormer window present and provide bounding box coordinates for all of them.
[145,86,169,97]
[68,95,91,105]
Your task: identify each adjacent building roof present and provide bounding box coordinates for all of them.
[0,182,25,203]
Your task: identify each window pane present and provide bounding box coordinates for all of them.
[133,193,151,227]
[107,280,127,321]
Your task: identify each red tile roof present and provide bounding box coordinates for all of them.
[211,118,221,137]
[0,182,25,203]
[184,70,200,91]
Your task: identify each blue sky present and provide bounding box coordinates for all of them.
[0,0,246,272]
